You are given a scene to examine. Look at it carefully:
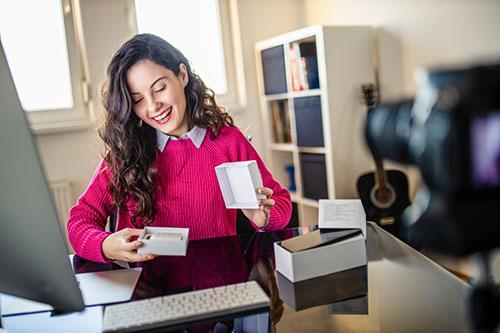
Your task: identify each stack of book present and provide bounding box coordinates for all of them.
[270,100,291,143]
[289,41,320,92]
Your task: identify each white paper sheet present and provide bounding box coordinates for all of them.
[318,199,366,237]
[1,267,142,315]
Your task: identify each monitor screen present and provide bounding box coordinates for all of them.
[470,110,500,189]
[0,40,84,313]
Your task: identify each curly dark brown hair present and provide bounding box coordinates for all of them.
[100,33,234,227]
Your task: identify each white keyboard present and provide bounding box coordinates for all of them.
[102,280,270,332]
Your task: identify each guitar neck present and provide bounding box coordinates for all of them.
[373,157,389,189]
[361,83,390,190]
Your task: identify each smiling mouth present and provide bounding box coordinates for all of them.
[153,107,172,123]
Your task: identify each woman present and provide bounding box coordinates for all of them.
[67,34,292,263]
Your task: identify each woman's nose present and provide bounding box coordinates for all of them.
[147,98,160,114]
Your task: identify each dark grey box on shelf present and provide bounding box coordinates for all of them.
[300,153,328,200]
[294,96,324,147]
[261,45,287,95]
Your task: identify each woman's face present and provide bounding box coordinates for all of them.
[126,59,190,137]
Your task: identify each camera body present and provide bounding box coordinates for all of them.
[365,62,500,254]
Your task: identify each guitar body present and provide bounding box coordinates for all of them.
[357,169,411,234]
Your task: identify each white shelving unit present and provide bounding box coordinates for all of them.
[255,25,376,226]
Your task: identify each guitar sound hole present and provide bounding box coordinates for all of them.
[370,184,396,209]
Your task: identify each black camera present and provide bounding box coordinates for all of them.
[365,62,500,255]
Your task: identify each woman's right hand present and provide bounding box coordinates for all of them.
[102,228,155,262]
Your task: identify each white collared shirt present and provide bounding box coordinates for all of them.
[156,126,207,152]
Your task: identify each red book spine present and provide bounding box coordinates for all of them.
[289,46,302,91]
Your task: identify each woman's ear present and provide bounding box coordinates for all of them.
[178,63,189,87]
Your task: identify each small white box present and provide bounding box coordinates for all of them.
[137,227,189,256]
[215,160,266,209]
[274,199,367,283]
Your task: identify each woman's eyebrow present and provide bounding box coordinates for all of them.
[130,76,167,95]
[150,76,167,88]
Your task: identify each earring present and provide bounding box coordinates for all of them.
[138,119,143,127]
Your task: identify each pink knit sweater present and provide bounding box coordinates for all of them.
[67,126,292,263]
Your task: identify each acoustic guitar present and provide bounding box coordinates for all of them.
[357,83,411,234]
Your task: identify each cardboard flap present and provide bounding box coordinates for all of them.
[318,199,366,237]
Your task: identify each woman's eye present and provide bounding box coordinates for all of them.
[133,98,143,104]
[155,86,166,93]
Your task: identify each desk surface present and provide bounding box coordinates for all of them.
[2,223,471,332]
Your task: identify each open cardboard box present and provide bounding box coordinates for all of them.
[137,227,189,256]
[215,160,266,209]
[274,199,367,282]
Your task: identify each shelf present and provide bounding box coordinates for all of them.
[267,150,295,195]
[261,93,289,101]
[261,89,322,101]
[256,25,375,226]
[297,147,325,154]
[299,197,320,209]
[298,204,319,226]
[268,99,292,144]
[270,143,296,152]
[287,89,322,98]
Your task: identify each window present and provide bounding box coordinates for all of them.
[135,0,226,94]
[0,0,73,111]
[0,0,93,133]
[132,0,245,109]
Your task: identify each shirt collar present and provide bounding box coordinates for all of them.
[156,126,207,152]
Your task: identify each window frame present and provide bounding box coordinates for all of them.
[23,0,95,134]
[217,0,246,111]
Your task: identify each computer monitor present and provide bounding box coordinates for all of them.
[0,40,84,313]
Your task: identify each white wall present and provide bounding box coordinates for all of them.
[300,0,500,100]
[230,0,305,152]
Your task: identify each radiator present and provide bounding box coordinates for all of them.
[49,179,74,253]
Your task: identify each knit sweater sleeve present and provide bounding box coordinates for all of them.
[223,126,292,231]
[67,159,114,263]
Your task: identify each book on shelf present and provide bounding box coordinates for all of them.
[299,42,320,90]
[270,100,291,144]
[293,42,308,90]
[282,100,292,143]
[289,41,320,92]
[271,101,284,143]
[288,45,302,92]
[300,57,310,90]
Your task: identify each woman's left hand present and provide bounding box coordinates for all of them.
[242,187,275,228]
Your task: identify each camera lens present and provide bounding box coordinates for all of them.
[365,100,414,164]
